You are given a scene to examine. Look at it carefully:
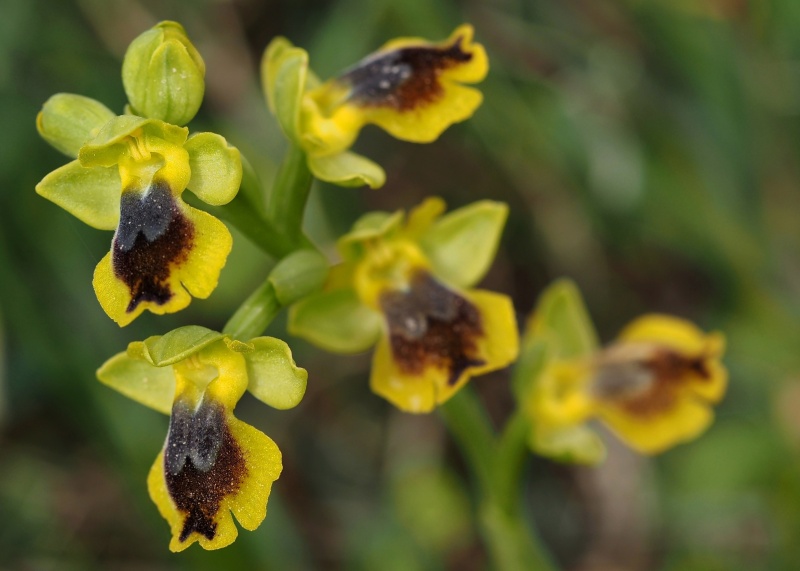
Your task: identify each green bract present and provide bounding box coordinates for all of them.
[36,94,115,158]
[122,21,205,126]
[261,37,386,189]
[268,249,330,306]
[97,326,308,414]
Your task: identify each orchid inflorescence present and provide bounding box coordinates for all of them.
[34,20,728,562]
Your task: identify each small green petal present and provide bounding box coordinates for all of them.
[261,37,308,143]
[143,326,225,366]
[37,94,115,158]
[307,151,386,189]
[122,21,205,126]
[336,210,404,262]
[243,337,308,410]
[418,200,508,288]
[79,115,188,168]
[96,349,176,415]
[35,160,121,230]
[184,132,242,205]
[268,249,329,306]
[530,424,606,465]
[288,288,382,354]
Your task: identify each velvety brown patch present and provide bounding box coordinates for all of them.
[342,34,473,111]
[380,271,485,385]
[606,349,711,418]
[112,182,194,313]
[164,400,246,542]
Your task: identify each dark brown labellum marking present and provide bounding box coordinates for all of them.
[595,347,712,417]
[341,34,473,111]
[164,399,246,542]
[380,271,485,385]
[112,182,194,313]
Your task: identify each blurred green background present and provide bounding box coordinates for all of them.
[3,0,800,569]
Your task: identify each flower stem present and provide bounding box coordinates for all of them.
[440,388,557,571]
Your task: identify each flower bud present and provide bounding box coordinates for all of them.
[36,94,115,158]
[122,21,205,126]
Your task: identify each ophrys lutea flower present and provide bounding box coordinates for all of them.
[289,198,518,413]
[97,326,307,550]
[36,112,241,326]
[262,25,488,188]
[35,21,240,326]
[526,293,727,459]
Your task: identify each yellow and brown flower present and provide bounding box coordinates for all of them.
[289,198,518,412]
[97,326,307,550]
[36,114,242,326]
[262,25,488,187]
[529,312,727,456]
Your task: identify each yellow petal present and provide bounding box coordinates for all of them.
[597,393,714,455]
[616,314,727,404]
[147,408,281,552]
[369,278,518,413]
[92,192,232,326]
[301,24,488,156]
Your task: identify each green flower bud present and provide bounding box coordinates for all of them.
[36,94,115,158]
[122,21,206,126]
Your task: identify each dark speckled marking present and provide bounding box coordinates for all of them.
[595,348,712,417]
[165,400,246,543]
[112,182,194,313]
[380,271,485,385]
[341,34,473,111]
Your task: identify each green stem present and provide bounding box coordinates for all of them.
[223,279,282,340]
[440,388,557,571]
[267,143,313,241]
[439,387,496,494]
[207,190,299,259]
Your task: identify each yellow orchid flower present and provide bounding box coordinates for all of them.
[97,326,307,550]
[289,198,518,413]
[263,25,488,187]
[36,114,241,326]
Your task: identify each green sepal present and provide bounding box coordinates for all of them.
[96,348,175,415]
[35,160,121,230]
[519,279,604,464]
[419,200,508,289]
[268,249,329,305]
[122,21,205,126]
[514,278,598,399]
[529,424,606,465]
[288,288,382,354]
[142,325,225,366]
[79,115,188,168]
[337,210,404,262]
[241,337,308,410]
[526,279,598,361]
[307,151,386,189]
[184,132,242,205]
[261,37,308,143]
[37,94,115,158]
